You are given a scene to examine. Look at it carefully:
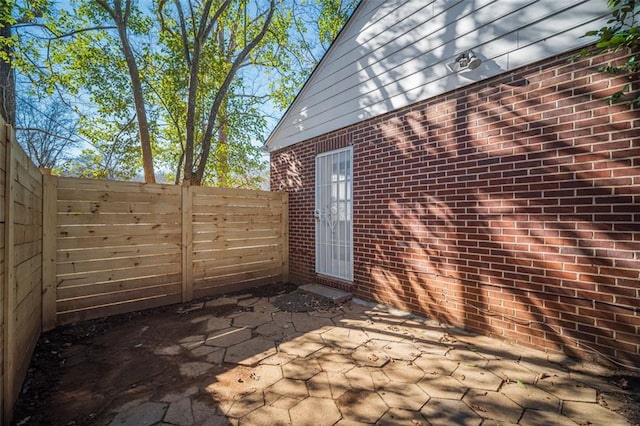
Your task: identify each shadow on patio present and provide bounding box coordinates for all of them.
[13,284,638,426]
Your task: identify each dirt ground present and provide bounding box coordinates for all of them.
[13,283,304,426]
[12,283,640,425]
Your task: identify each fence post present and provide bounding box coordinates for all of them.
[3,124,16,424]
[41,170,57,331]
[181,183,193,302]
[281,192,289,283]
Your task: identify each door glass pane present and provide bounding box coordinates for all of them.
[315,147,353,281]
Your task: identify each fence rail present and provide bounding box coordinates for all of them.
[1,121,44,423]
[48,177,289,326]
[0,118,288,424]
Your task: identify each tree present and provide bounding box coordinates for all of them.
[0,0,49,125]
[583,0,640,106]
[15,95,79,168]
[93,0,156,182]
[155,0,278,185]
[9,0,356,185]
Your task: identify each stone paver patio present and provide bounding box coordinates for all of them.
[37,293,637,425]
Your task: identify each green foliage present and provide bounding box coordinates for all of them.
[583,0,640,106]
[8,0,356,185]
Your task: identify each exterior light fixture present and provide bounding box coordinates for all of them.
[447,50,482,72]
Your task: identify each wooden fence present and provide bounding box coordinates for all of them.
[48,178,288,326]
[0,120,288,423]
[1,121,44,423]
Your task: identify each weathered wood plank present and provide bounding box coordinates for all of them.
[281,192,289,283]
[57,233,181,250]
[57,177,181,195]
[191,214,280,224]
[192,246,282,261]
[193,259,279,279]
[192,196,281,208]
[42,173,57,331]
[57,252,181,275]
[14,224,43,246]
[191,222,280,233]
[15,256,41,305]
[192,228,280,240]
[14,240,41,266]
[3,132,17,421]
[181,185,193,303]
[193,266,282,288]
[57,273,182,299]
[193,205,282,216]
[58,223,181,238]
[193,275,282,299]
[192,237,282,251]
[57,293,182,326]
[57,200,179,214]
[57,243,181,263]
[57,189,180,203]
[57,263,181,288]
[57,282,181,312]
[57,212,181,226]
[192,247,282,263]
[193,251,281,268]
[192,186,282,199]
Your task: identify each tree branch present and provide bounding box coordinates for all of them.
[194,0,276,184]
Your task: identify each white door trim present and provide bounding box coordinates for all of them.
[315,146,353,282]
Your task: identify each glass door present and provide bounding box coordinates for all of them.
[315,147,353,281]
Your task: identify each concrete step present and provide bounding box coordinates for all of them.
[298,283,353,304]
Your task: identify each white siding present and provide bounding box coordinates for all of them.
[266,0,611,152]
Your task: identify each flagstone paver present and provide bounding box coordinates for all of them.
[452,364,504,391]
[417,374,467,400]
[232,311,273,328]
[321,326,370,349]
[350,343,389,367]
[344,366,376,391]
[202,317,232,333]
[519,409,578,426]
[306,371,333,399]
[205,327,253,347]
[109,401,168,426]
[381,340,421,360]
[381,360,425,383]
[289,397,341,426]
[224,336,276,365]
[238,405,290,426]
[179,361,214,378]
[282,358,322,380]
[500,381,561,411]
[164,398,194,426]
[377,408,428,426]
[278,333,324,357]
[484,359,539,384]
[65,293,634,426]
[536,375,598,402]
[266,378,309,400]
[420,398,483,426]
[226,391,265,418]
[413,353,460,375]
[336,389,388,423]
[377,382,429,410]
[463,389,524,423]
[562,400,631,425]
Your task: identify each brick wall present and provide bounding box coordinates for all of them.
[270,49,640,365]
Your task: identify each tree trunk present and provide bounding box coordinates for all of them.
[0,16,15,126]
[216,108,229,186]
[116,22,156,183]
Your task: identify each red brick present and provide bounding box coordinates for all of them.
[270,48,640,363]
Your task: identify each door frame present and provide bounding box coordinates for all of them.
[314,146,354,282]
